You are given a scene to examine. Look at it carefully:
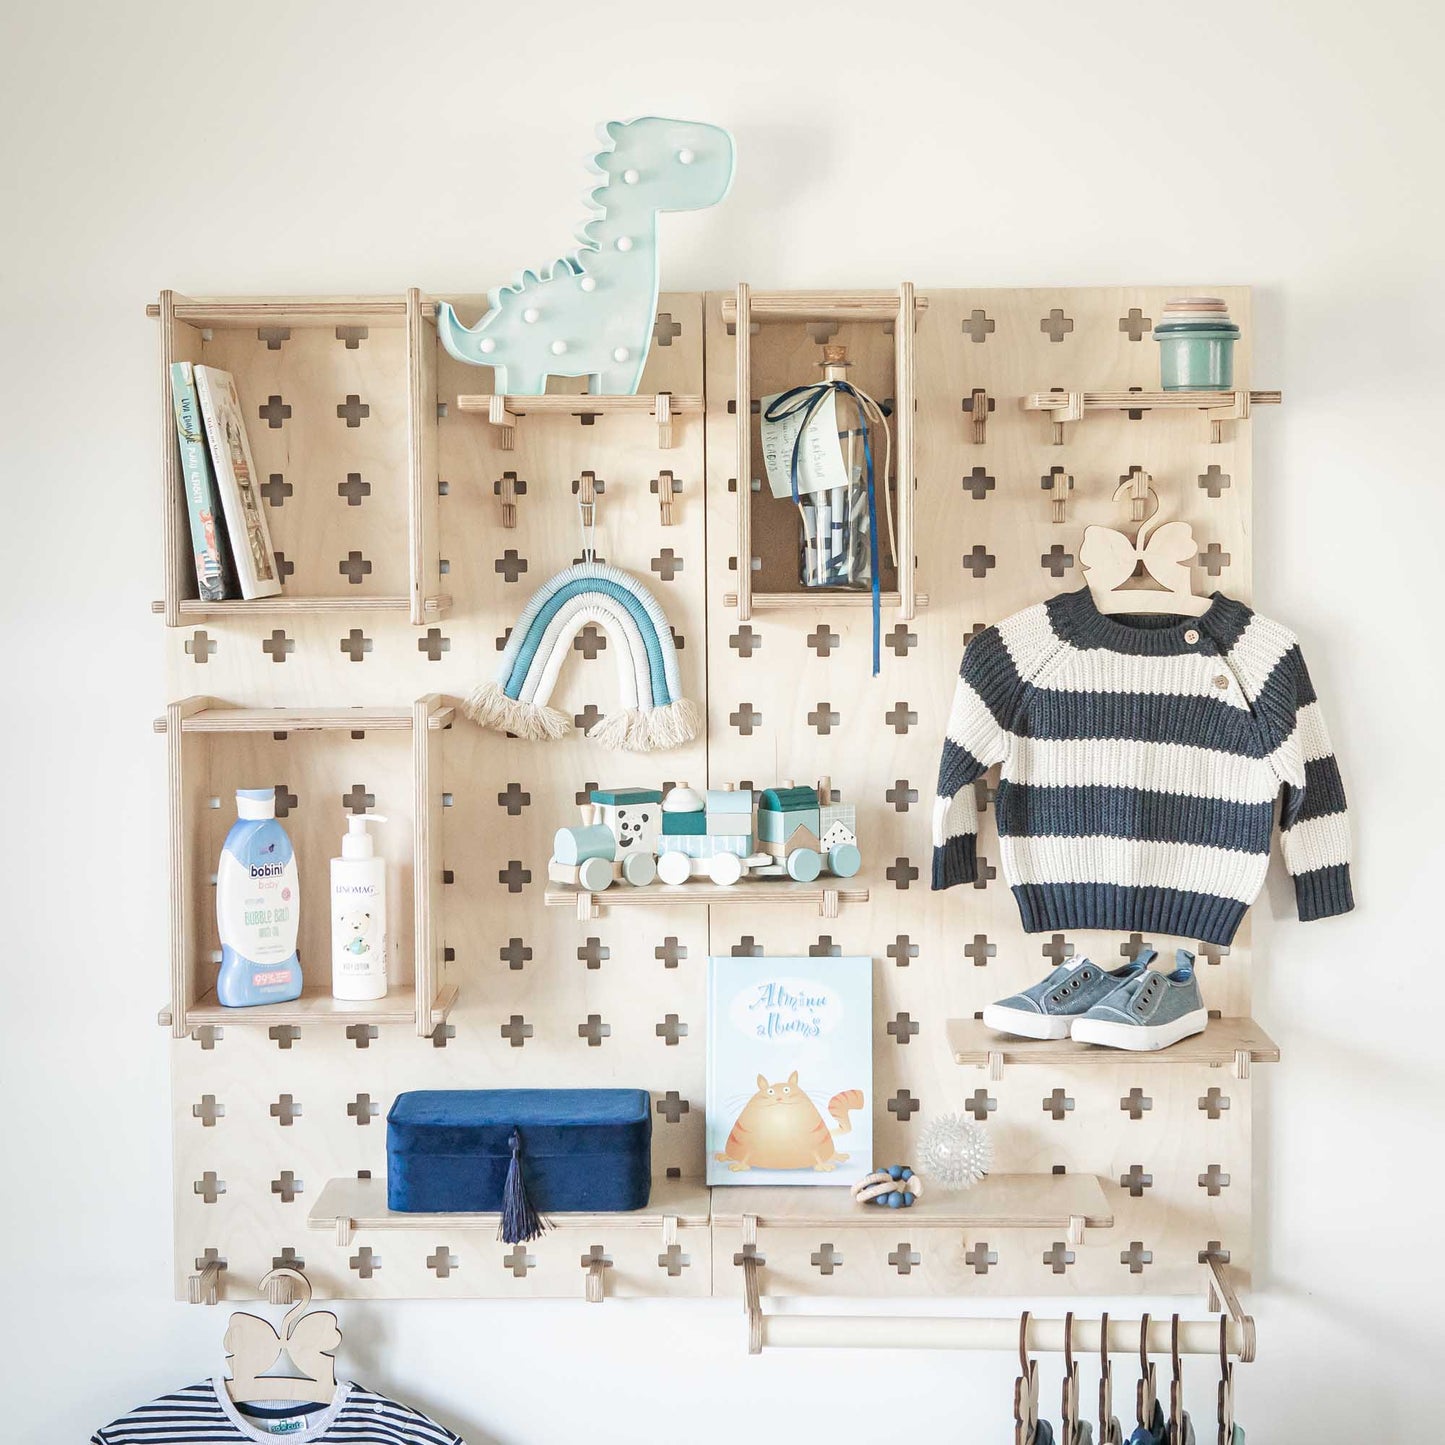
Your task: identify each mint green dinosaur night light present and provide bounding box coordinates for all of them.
[436,117,735,395]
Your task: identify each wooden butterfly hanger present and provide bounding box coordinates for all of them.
[223,1268,340,1406]
[1080,472,1210,617]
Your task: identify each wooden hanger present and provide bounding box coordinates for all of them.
[223,1268,340,1406]
[1136,1313,1158,1431]
[1013,1311,1040,1445]
[1080,474,1210,617]
[1060,1312,1081,1445]
[1169,1314,1187,1441]
[1216,1314,1236,1445]
[1098,1312,1123,1444]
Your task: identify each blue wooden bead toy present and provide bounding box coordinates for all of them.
[850,1166,923,1208]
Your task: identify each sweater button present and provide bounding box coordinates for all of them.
[1214,674,1229,690]
[1184,629,1200,645]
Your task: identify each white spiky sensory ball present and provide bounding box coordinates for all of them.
[917,1113,993,1191]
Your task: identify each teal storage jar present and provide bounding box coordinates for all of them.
[1155,321,1240,391]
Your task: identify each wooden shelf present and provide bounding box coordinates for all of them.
[154,703,453,734]
[152,595,450,619]
[720,291,930,322]
[722,590,929,611]
[710,1173,1113,1235]
[455,391,702,450]
[308,1175,712,1245]
[545,880,869,919]
[946,1016,1280,1078]
[1021,388,1281,443]
[163,982,458,1032]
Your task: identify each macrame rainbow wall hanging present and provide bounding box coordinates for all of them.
[466,562,699,752]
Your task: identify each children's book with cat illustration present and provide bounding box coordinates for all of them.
[706,955,872,1187]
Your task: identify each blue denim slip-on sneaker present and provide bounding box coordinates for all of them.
[1070,948,1208,1052]
[982,951,1154,1040]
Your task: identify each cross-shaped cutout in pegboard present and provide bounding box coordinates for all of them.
[573,625,606,661]
[887,935,918,967]
[732,936,763,957]
[656,1091,689,1124]
[336,394,369,427]
[1119,307,1153,341]
[807,625,839,657]
[1198,1164,1231,1196]
[574,703,604,731]
[269,1024,299,1050]
[808,702,840,735]
[962,544,996,578]
[1041,934,1075,965]
[500,938,531,971]
[655,937,686,969]
[273,1247,305,1272]
[337,472,370,506]
[733,1243,765,1268]
[806,319,839,346]
[271,1170,302,1204]
[345,1024,378,1050]
[427,1247,459,1278]
[341,783,374,815]
[257,326,290,351]
[1123,386,1150,422]
[500,1015,533,1048]
[258,395,292,429]
[347,1095,379,1126]
[498,782,531,815]
[1198,1087,1230,1120]
[887,1012,919,1045]
[657,1244,689,1276]
[810,1243,842,1275]
[964,934,996,967]
[729,625,760,658]
[274,551,294,580]
[653,312,683,346]
[1042,1241,1075,1274]
[262,630,294,663]
[1196,542,1231,576]
[273,785,298,818]
[1120,1088,1153,1120]
[339,629,371,662]
[1041,543,1074,578]
[1120,1165,1153,1198]
[1120,933,1152,962]
[495,549,528,583]
[730,702,761,735]
[418,628,449,661]
[807,936,841,959]
[194,1171,225,1204]
[1120,1241,1153,1274]
[270,1095,300,1127]
[961,466,995,501]
[349,1247,380,1278]
[335,325,368,349]
[1040,309,1074,342]
[432,1022,455,1048]
[885,779,918,813]
[502,1246,534,1278]
[1042,1088,1074,1121]
[259,474,292,506]
[888,1089,919,1123]
[651,548,682,582]
[1199,464,1231,498]
[884,701,917,735]
[886,857,919,889]
[578,1014,611,1046]
[192,1025,222,1050]
[965,1242,997,1274]
[1199,1242,1230,1266]
[656,1014,687,1046]
[886,624,917,657]
[193,1095,223,1127]
[1197,941,1229,966]
[580,1245,611,1272]
[573,780,600,807]
[498,860,531,892]
[579,937,609,970]
[972,854,997,889]
[185,629,217,663]
[961,309,995,342]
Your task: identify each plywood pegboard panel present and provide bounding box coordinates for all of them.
[164,286,1264,1304]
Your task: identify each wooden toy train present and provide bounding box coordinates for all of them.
[548,779,861,892]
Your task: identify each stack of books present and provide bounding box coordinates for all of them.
[168,363,282,601]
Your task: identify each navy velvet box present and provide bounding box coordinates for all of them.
[386,1089,652,1215]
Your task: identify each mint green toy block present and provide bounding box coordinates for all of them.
[662,810,706,837]
[760,786,819,812]
[590,787,662,806]
[706,813,752,837]
[435,117,735,396]
[704,788,752,815]
[759,806,819,844]
[553,824,615,867]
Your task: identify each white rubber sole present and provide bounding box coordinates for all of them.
[1069,1008,1208,1052]
[982,1004,1073,1040]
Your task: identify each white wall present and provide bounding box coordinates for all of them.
[3,1,1442,1437]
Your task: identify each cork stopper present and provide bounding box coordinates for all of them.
[821,344,849,367]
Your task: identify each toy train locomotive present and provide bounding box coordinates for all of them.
[548,779,861,892]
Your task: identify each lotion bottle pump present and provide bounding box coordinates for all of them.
[330,814,389,1001]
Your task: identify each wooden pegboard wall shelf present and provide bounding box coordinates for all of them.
[153,289,448,627]
[1021,388,1282,444]
[545,880,869,920]
[455,391,702,451]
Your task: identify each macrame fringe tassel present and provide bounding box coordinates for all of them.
[585,698,700,753]
[464,681,571,741]
[498,1128,546,1245]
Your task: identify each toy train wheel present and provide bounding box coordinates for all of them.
[786,847,822,883]
[708,852,744,887]
[827,843,862,879]
[657,852,691,886]
[622,852,657,887]
[576,856,614,893]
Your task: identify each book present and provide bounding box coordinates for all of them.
[168,362,235,601]
[706,955,873,1187]
[193,365,282,600]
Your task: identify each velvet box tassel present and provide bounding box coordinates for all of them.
[499,1128,547,1244]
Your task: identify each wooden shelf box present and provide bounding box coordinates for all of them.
[153,291,448,626]
[158,695,453,1037]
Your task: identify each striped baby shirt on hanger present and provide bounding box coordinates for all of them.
[931,586,1353,946]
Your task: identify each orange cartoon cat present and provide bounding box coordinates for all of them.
[715,1072,864,1172]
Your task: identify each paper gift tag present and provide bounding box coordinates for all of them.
[759,389,852,500]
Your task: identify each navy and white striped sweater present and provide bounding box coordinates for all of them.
[932,587,1353,945]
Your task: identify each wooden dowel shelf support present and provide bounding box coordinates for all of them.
[1021,389,1281,444]
[455,392,702,450]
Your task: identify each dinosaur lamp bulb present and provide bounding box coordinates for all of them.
[612,347,629,362]
[522,307,540,323]
[677,148,694,164]
[623,168,640,183]
[551,340,568,355]
[479,338,496,354]
[615,236,633,251]
[579,277,597,292]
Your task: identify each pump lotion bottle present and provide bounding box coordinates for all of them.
[330,815,388,1001]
